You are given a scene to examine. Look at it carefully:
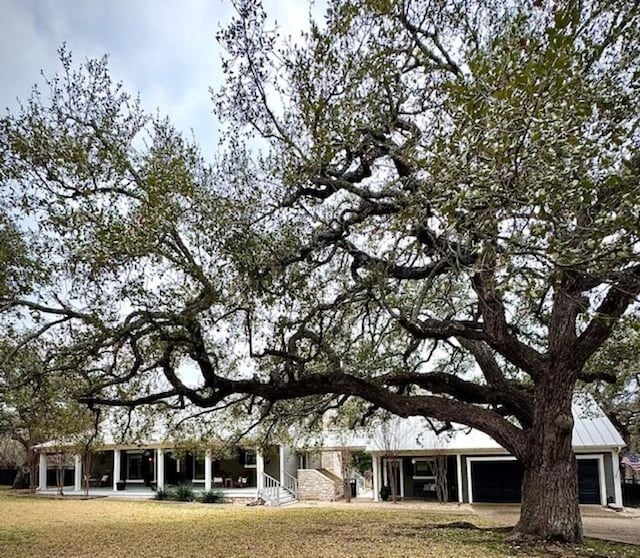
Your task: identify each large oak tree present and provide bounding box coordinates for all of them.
[1,0,639,543]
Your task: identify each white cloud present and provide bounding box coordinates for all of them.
[1,0,324,161]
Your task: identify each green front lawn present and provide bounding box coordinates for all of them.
[0,489,637,558]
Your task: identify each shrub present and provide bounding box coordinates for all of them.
[171,482,195,502]
[154,487,170,501]
[199,489,224,504]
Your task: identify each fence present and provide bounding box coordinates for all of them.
[622,480,640,507]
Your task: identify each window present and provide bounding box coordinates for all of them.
[412,458,436,480]
[244,450,257,468]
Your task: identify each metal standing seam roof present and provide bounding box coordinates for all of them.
[309,393,625,453]
[571,393,626,448]
[36,394,625,453]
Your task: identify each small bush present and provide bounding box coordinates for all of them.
[154,487,170,501]
[171,482,195,502]
[199,489,224,504]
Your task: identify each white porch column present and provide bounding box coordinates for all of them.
[456,454,463,503]
[612,450,624,507]
[157,449,165,490]
[74,454,82,492]
[256,449,265,491]
[279,445,286,482]
[204,450,212,491]
[372,455,379,502]
[113,449,121,491]
[38,452,47,490]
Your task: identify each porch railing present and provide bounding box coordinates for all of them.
[261,472,280,506]
[282,470,298,499]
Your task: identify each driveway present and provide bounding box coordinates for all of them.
[471,504,640,545]
[293,499,640,545]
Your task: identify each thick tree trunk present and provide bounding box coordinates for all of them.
[513,379,583,543]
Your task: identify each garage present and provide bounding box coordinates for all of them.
[469,457,603,504]
[470,460,523,503]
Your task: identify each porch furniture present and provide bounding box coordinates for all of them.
[235,476,248,488]
[213,476,224,487]
[88,474,110,487]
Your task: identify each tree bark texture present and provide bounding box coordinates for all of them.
[513,378,583,543]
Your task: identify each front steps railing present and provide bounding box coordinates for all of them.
[260,472,297,506]
[282,470,299,499]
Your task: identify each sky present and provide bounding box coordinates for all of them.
[0,0,318,160]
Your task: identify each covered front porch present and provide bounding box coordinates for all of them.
[37,444,287,498]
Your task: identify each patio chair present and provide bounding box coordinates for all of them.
[235,476,248,488]
[98,474,109,487]
[213,476,224,487]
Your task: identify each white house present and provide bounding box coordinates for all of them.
[36,393,625,507]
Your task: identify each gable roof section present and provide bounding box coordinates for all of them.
[571,392,625,448]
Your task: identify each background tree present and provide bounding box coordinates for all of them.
[584,320,640,453]
[0,342,96,492]
[0,433,26,487]
[0,0,639,545]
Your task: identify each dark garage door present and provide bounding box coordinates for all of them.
[471,460,523,503]
[471,458,602,504]
[577,459,601,504]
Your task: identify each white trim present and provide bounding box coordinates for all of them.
[576,454,607,506]
[38,452,47,490]
[157,448,165,490]
[456,454,463,503]
[372,456,380,502]
[256,450,264,491]
[466,455,517,505]
[611,449,623,507]
[74,455,82,491]
[279,445,285,482]
[204,450,212,491]
[113,449,121,491]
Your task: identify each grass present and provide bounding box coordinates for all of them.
[0,489,638,558]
